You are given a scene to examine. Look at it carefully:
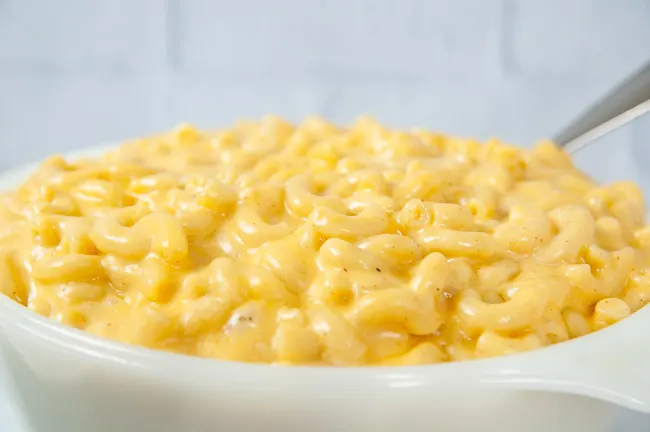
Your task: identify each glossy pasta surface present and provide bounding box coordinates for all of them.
[1,117,649,365]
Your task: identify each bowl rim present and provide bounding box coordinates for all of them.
[0,287,614,382]
[0,143,649,413]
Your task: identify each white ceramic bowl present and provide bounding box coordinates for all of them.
[1,146,650,432]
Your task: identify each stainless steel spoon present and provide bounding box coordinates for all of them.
[554,61,650,153]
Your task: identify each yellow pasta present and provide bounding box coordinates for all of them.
[0,117,649,365]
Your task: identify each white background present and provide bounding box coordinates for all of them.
[1,1,650,430]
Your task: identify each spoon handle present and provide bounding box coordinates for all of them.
[554,61,650,153]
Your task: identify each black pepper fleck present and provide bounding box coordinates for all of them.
[376,268,381,272]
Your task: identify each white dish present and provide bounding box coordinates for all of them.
[1,145,650,432]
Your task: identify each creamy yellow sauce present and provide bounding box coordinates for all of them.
[1,116,649,365]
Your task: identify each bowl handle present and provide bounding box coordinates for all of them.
[486,308,650,413]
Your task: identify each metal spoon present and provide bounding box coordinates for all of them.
[554,61,650,153]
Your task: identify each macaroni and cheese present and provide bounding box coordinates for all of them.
[1,116,649,366]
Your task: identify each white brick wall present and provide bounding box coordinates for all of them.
[0,0,649,173]
[510,0,650,79]
[0,0,166,72]
[177,0,504,78]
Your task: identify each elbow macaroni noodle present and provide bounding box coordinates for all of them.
[1,116,649,365]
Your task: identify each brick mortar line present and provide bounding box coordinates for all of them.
[499,0,515,75]
[165,0,181,73]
